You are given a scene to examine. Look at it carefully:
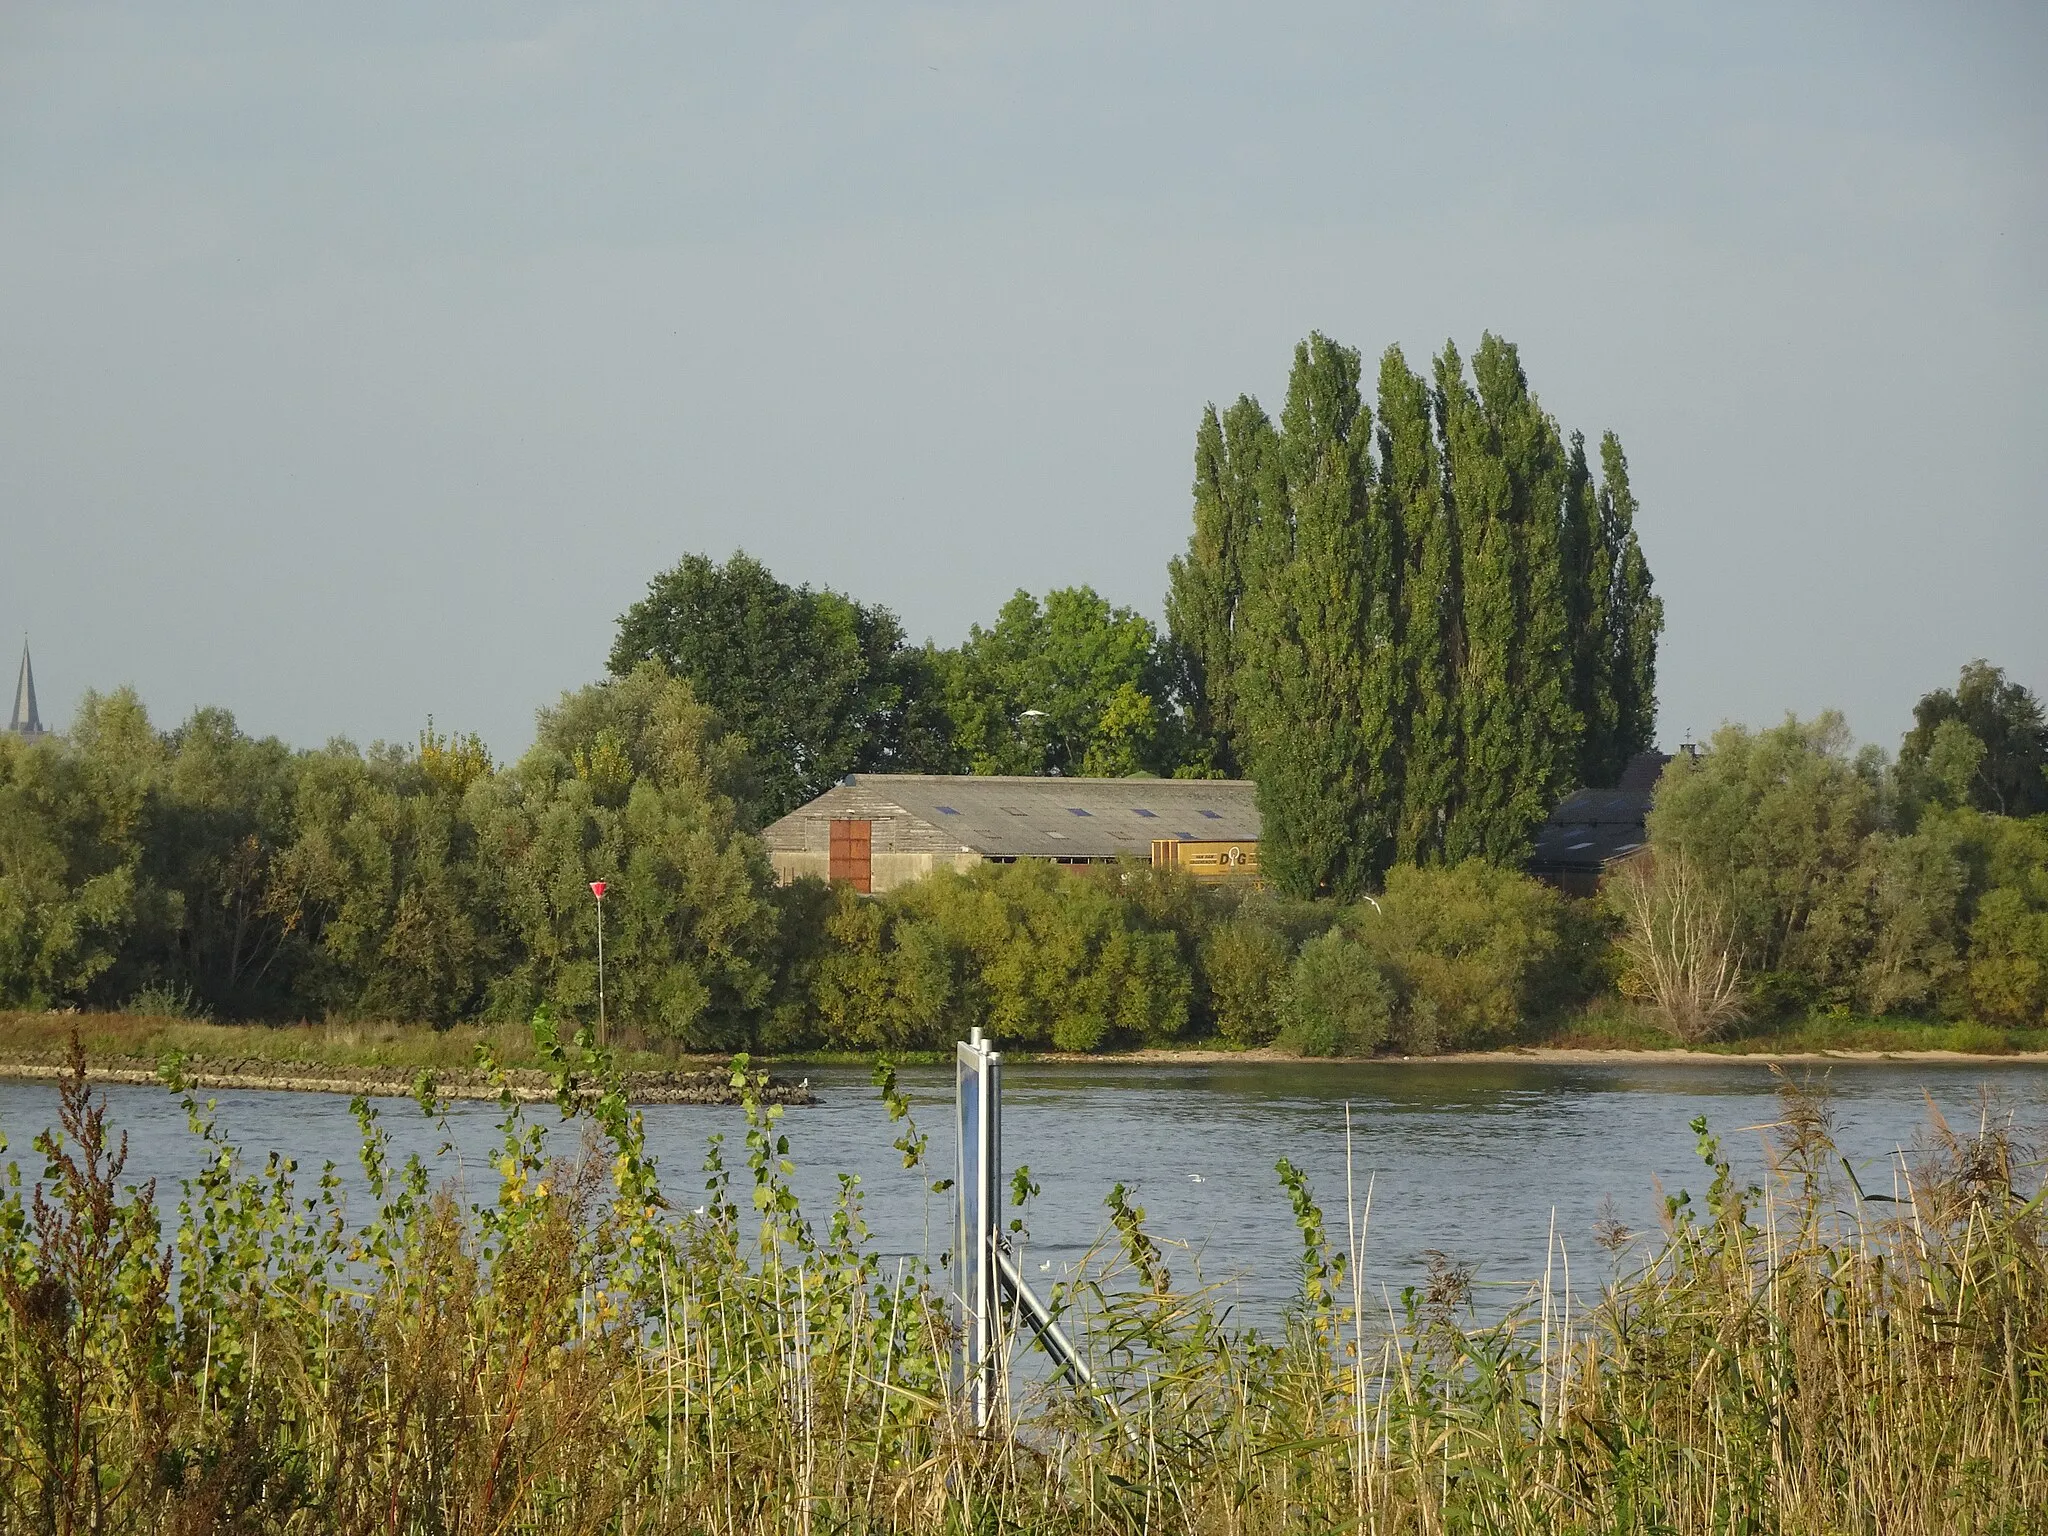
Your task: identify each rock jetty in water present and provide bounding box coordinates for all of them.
[0,1056,817,1107]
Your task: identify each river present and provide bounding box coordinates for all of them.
[3,1057,2042,1328]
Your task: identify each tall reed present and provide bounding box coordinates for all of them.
[2,1026,2043,1533]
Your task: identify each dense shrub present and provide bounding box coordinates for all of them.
[1647,715,1885,1010]
[1276,928,1395,1056]
[1362,861,1593,1051]
[1952,811,2048,1027]
[903,861,1192,1051]
[1643,714,2048,1028]
[803,881,961,1050]
[1199,913,1294,1046]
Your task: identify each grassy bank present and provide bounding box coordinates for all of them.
[0,1013,817,1104]
[0,1010,715,1072]
[4,1008,2046,1083]
[1,1037,2042,1533]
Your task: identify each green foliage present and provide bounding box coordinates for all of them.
[0,715,145,1008]
[480,665,780,1045]
[808,881,960,1050]
[889,862,1190,1051]
[608,549,952,822]
[1175,332,1663,892]
[1594,432,1663,782]
[1276,928,1395,1056]
[1379,345,1458,866]
[1648,713,1886,1006]
[1642,706,2048,1029]
[1945,810,2048,1028]
[1235,333,1382,897]
[1198,912,1294,1047]
[1897,659,2048,821]
[1365,860,1592,1050]
[1163,398,1272,777]
[936,586,1179,778]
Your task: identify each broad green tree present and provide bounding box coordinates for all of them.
[0,707,148,1009]
[1647,713,1886,1004]
[269,744,501,1027]
[609,551,951,822]
[143,707,305,1017]
[1897,661,2048,820]
[482,665,781,1046]
[939,586,1177,777]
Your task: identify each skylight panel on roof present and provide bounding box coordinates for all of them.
[1198,809,1222,819]
[936,805,960,815]
[1133,808,1157,818]
[1068,808,1091,816]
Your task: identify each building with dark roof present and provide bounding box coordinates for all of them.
[762,774,1262,893]
[1524,749,1671,895]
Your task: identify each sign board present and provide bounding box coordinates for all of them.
[955,1028,1001,1425]
[1150,838,1260,879]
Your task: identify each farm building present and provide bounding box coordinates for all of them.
[762,774,1262,894]
[1524,749,1672,895]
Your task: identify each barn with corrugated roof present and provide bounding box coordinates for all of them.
[761,774,1262,893]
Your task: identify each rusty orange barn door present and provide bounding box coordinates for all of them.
[829,819,873,893]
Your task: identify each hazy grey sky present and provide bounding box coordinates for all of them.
[3,2,2042,761]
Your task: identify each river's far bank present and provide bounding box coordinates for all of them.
[1026,1043,2048,1067]
[3,1009,2044,1100]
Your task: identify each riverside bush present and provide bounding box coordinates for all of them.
[1646,717,2048,1028]
[1276,927,1395,1055]
[2,1033,2044,1533]
[1198,912,1295,1046]
[1361,860,1596,1050]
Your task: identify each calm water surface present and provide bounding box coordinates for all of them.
[3,1059,2043,1326]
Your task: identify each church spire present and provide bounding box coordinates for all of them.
[9,639,44,737]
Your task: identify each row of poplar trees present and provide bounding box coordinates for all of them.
[1165,332,1662,898]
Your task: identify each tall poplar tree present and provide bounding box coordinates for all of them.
[1473,334,1581,837]
[1164,396,1274,775]
[1598,432,1662,769]
[1563,431,1613,784]
[1433,342,1524,863]
[1236,334,1378,897]
[1378,346,1459,864]
[1169,331,1661,883]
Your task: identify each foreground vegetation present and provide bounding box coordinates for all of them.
[2,1033,2044,1533]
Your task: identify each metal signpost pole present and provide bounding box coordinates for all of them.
[955,1027,1001,1429]
[957,1027,1103,1434]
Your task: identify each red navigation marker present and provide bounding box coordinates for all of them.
[590,881,607,900]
